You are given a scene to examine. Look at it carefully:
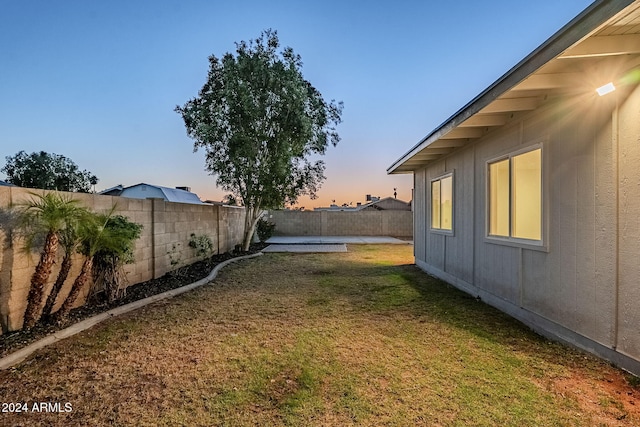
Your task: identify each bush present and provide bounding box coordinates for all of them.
[256,218,276,242]
[91,214,143,302]
[189,233,213,258]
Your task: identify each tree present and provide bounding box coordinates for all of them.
[2,151,99,193]
[13,192,87,329]
[223,194,238,206]
[176,29,342,250]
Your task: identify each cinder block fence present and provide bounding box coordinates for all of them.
[0,186,245,333]
[266,210,413,238]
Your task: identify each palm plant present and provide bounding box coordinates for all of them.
[54,211,142,321]
[41,214,86,317]
[15,192,85,329]
[53,211,108,322]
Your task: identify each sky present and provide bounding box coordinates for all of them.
[0,0,594,208]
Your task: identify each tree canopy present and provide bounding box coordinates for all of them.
[176,29,342,250]
[1,151,98,193]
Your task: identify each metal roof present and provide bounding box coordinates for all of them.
[99,184,124,195]
[100,183,203,204]
[388,0,640,174]
[153,185,203,204]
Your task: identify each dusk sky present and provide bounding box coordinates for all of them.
[1,0,593,208]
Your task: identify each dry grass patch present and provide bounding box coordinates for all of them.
[0,245,638,426]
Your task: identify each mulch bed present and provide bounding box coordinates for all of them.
[0,243,268,358]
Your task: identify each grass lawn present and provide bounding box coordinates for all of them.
[0,244,638,426]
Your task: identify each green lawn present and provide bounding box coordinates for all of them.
[0,245,637,426]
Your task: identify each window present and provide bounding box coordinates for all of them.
[431,174,453,231]
[488,148,541,241]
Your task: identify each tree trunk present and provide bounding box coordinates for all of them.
[242,207,260,251]
[54,257,93,322]
[23,231,59,329]
[42,250,73,317]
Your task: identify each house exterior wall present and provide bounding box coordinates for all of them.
[267,210,413,238]
[0,187,245,333]
[413,86,640,374]
[617,84,640,360]
[413,170,426,262]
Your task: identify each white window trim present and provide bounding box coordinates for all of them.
[429,171,454,236]
[484,144,547,252]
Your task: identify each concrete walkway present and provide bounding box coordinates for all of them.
[262,244,347,253]
[265,236,412,245]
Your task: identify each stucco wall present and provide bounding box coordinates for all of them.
[266,210,413,238]
[412,85,640,374]
[0,187,245,332]
[617,83,640,360]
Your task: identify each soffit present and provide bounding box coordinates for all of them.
[388,0,640,174]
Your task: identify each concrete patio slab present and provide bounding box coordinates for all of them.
[262,244,347,253]
[265,236,412,245]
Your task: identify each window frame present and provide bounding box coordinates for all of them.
[484,144,547,251]
[429,171,454,235]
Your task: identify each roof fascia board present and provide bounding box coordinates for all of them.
[388,0,635,174]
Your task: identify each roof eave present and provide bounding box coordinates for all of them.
[388,0,635,174]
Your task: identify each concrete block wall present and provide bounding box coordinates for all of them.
[0,187,245,333]
[151,198,220,279]
[218,206,246,252]
[267,210,413,238]
[0,231,11,334]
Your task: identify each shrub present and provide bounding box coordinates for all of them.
[90,214,143,302]
[189,233,213,259]
[256,218,276,242]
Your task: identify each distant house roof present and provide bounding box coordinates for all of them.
[0,180,15,187]
[100,184,124,196]
[355,197,411,211]
[314,205,359,211]
[314,197,410,211]
[99,183,203,204]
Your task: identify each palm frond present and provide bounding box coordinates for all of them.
[13,192,86,253]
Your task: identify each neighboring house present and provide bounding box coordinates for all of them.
[99,183,203,204]
[388,0,640,374]
[314,204,359,211]
[0,180,15,187]
[357,197,411,211]
[315,196,411,211]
